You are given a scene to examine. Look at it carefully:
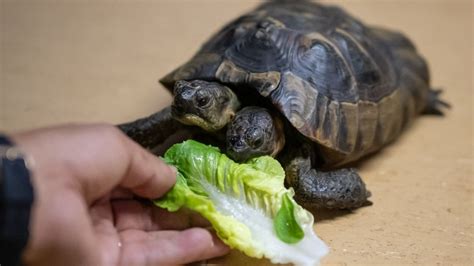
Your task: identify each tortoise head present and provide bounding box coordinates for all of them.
[226,106,285,162]
[171,80,240,132]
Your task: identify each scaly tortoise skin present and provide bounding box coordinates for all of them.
[120,0,448,209]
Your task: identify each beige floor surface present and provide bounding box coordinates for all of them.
[1,0,473,265]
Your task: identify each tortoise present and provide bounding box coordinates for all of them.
[119,0,449,209]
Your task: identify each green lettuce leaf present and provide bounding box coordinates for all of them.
[154,140,328,265]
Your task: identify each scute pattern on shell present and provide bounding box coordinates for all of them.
[160,0,431,166]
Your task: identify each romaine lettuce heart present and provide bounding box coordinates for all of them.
[154,140,328,266]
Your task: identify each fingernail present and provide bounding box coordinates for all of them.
[170,165,178,178]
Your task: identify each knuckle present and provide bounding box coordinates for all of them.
[90,123,131,155]
[97,123,127,143]
[97,123,121,137]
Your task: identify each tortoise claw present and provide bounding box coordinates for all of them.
[422,88,451,116]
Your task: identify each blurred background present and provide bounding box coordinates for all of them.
[1,0,472,265]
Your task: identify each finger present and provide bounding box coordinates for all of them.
[118,136,177,199]
[13,124,177,203]
[118,229,182,243]
[112,200,210,231]
[119,228,230,266]
[90,197,121,266]
[110,188,134,200]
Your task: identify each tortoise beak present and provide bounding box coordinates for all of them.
[227,149,249,162]
[226,137,251,162]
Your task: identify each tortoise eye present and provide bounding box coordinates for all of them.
[195,90,211,108]
[251,136,263,148]
[246,128,264,148]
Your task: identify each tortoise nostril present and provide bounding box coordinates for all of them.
[228,136,248,152]
[229,136,240,147]
[173,93,184,105]
[172,91,190,114]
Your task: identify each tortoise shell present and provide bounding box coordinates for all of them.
[160,1,430,165]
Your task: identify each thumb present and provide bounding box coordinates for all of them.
[118,138,177,199]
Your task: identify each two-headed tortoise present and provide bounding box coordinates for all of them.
[120,0,448,209]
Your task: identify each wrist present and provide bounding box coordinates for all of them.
[0,134,35,266]
[10,130,99,265]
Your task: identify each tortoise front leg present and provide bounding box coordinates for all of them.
[283,145,371,209]
[118,106,194,150]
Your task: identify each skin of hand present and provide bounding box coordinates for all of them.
[12,124,230,266]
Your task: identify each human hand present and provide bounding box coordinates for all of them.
[12,124,229,266]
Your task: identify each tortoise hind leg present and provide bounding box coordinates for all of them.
[283,148,371,209]
[422,88,451,116]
